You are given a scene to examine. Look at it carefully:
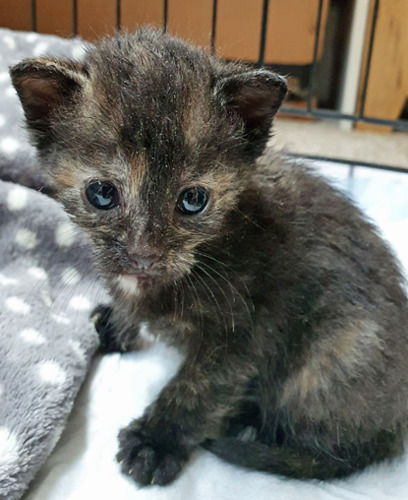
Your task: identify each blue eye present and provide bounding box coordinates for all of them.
[177,186,209,215]
[85,181,119,210]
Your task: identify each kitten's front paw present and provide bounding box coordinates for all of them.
[116,419,187,486]
[90,304,123,353]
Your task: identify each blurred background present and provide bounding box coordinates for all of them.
[1,0,407,170]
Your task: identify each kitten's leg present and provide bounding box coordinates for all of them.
[90,304,124,353]
[116,351,256,486]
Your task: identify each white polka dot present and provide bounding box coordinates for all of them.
[0,115,5,127]
[55,223,76,248]
[69,295,91,311]
[1,137,19,155]
[5,296,30,315]
[37,361,66,385]
[33,41,49,56]
[61,267,81,286]
[0,72,9,83]
[0,428,20,467]
[15,228,38,250]
[51,312,71,325]
[69,339,86,362]
[0,382,3,397]
[7,186,28,211]
[3,35,16,50]
[0,273,18,286]
[21,328,46,345]
[71,44,86,60]
[5,86,16,97]
[26,33,39,43]
[28,267,48,281]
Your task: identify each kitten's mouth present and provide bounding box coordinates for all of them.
[126,272,153,283]
[115,272,155,294]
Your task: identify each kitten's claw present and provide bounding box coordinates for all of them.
[117,419,187,487]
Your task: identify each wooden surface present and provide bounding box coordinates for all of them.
[77,0,116,40]
[168,0,213,47]
[265,0,329,65]
[0,0,32,32]
[36,0,73,38]
[215,0,263,61]
[121,0,163,31]
[357,0,408,132]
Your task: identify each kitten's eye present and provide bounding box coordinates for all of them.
[177,186,209,215]
[85,181,119,210]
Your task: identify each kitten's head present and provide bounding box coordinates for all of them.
[10,28,286,297]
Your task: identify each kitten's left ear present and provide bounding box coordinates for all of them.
[10,58,88,148]
[215,70,287,155]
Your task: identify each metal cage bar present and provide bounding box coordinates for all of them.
[31,0,37,32]
[116,0,121,31]
[73,0,78,36]
[358,0,379,119]
[258,0,269,67]
[163,0,168,33]
[211,0,218,55]
[307,0,324,113]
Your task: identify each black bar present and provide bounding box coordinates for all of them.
[307,0,324,113]
[211,0,218,55]
[279,106,408,131]
[287,153,408,175]
[116,0,121,31]
[359,0,379,119]
[163,0,168,33]
[73,0,78,36]
[31,0,37,32]
[258,0,269,66]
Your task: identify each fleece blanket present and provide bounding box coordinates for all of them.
[0,29,106,500]
[2,27,408,500]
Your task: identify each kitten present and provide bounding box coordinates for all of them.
[10,28,408,486]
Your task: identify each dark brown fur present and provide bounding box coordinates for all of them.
[10,28,408,486]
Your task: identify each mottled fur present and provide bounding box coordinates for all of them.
[10,28,408,486]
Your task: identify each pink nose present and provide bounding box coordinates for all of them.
[129,254,160,271]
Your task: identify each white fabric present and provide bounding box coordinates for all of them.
[24,163,408,500]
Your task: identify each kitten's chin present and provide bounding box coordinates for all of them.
[115,274,152,296]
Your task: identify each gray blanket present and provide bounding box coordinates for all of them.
[0,29,106,500]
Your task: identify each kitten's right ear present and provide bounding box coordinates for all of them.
[10,58,88,147]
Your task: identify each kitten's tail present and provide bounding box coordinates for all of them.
[203,437,369,480]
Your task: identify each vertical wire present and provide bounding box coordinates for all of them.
[359,0,379,119]
[163,0,168,33]
[211,0,218,56]
[307,0,324,113]
[31,0,37,32]
[258,0,269,67]
[73,0,78,36]
[116,0,121,31]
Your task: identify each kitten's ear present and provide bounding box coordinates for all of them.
[10,58,88,147]
[215,70,287,155]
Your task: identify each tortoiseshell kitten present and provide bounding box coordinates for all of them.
[11,28,408,487]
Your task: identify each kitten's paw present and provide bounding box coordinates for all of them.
[116,420,187,486]
[90,304,123,353]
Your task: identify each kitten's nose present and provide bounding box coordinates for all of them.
[129,253,160,272]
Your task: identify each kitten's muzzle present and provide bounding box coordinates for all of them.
[128,253,161,275]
